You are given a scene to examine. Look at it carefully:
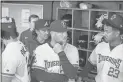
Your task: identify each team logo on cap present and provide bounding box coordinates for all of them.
[61,21,66,28]
[1,17,12,23]
[44,21,48,26]
[8,25,12,28]
[25,37,28,39]
[110,14,116,20]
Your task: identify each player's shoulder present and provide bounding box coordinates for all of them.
[2,41,20,59]
[66,43,78,51]
[119,43,123,48]
[96,42,108,48]
[115,43,123,50]
[113,43,123,59]
[5,41,25,53]
[35,43,49,53]
[36,43,49,49]
[5,41,18,49]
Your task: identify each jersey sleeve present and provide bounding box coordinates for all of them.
[2,59,18,77]
[2,45,19,77]
[65,45,79,68]
[32,47,46,71]
[88,42,105,65]
[16,59,26,77]
[88,48,97,65]
[70,47,79,68]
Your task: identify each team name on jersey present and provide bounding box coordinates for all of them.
[44,60,60,69]
[98,54,122,69]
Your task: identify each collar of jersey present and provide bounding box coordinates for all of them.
[48,42,53,48]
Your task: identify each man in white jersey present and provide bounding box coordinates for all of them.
[89,12,123,82]
[31,20,79,82]
[1,17,30,82]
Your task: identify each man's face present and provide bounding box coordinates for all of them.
[63,19,71,27]
[30,18,39,30]
[36,29,49,43]
[103,24,118,42]
[54,32,68,45]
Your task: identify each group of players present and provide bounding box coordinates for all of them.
[1,12,123,82]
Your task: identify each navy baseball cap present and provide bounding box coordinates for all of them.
[1,17,17,36]
[49,20,69,32]
[103,12,123,34]
[35,19,50,31]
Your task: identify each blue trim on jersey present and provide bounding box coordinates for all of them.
[1,73,15,77]
[73,64,79,68]
[48,42,53,48]
[32,65,46,71]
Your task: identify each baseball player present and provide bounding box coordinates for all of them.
[31,20,79,82]
[30,19,51,82]
[1,17,30,82]
[32,19,50,45]
[88,12,123,82]
[29,19,50,67]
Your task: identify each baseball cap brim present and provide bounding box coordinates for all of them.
[35,19,50,31]
[103,19,121,30]
[39,27,49,31]
[103,19,123,34]
[35,26,50,31]
[50,28,69,32]
[49,20,70,32]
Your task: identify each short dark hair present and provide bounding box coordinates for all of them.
[29,14,39,22]
[61,14,72,27]
[1,17,19,40]
[1,28,19,40]
[61,14,72,20]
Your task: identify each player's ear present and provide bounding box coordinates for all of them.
[50,31,55,36]
[35,29,39,34]
[16,32,19,37]
[120,34,123,39]
[50,31,53,34]
[116,31,120,37]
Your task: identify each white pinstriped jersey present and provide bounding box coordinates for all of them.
[89,42,123,82]
[2,41,30,82]
[32,43,79,74]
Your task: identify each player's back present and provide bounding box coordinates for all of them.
[2,40,30,82]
